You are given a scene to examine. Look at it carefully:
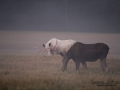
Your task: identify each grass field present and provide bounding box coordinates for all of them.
[0,55,120,90]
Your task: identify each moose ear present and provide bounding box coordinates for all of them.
[49,43,51,47]
[43,44,45,48]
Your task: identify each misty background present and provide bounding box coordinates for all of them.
[0,0,120,58]
[0,0,120,33]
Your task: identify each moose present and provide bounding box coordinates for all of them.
[61,42,109,72]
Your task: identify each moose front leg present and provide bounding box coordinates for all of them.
[75,62,80,71]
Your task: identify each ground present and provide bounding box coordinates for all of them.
[0,55,120,90]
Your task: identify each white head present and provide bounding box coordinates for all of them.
[42,38,58,56]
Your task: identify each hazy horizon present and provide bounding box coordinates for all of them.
[0,30,120,58]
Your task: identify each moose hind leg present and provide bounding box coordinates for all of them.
[81,61,87,69]
[104,59,109,72]
[100,58,109,72]
[75,62,80,71]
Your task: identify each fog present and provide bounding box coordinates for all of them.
[0,0,120,33]
[0,31,120,58]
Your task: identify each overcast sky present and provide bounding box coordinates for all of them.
[0,0,120,33]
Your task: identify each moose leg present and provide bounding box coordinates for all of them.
[100,58,109,72]
[62,57,69,72]
[100,59,104,71]
[103,58,109,72]
[81,61,87,69]
[75,62,80,71]
[62,60,67,71]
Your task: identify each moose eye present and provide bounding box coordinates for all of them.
[43,44,45,47]
[49,43,51,47]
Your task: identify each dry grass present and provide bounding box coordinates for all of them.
[0,55,120,90]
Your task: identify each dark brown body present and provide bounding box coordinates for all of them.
[62,42,109,72]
